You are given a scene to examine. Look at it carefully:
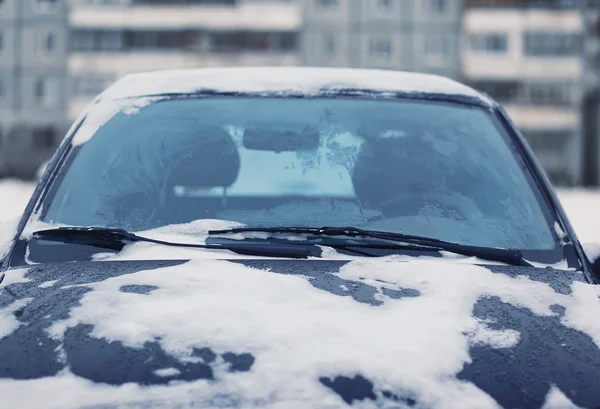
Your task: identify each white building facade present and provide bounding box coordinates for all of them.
[463,0,585,185]
[69,0,302,121]
[301,0,464,79]
[0,0,69,178]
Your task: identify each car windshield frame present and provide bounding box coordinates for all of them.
[29,92,575,266]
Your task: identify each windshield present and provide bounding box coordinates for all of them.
[41,96,557,251]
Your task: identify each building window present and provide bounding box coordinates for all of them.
[526,82,575,106]
[0,79,4,99]
[521,129,571,154]
[523,32,581,57]
[378,0,393,10]
[469,33,508,53]
[323,33,335,55]
[430,0,446,13]
[35,77,59,107]
[71,29,298,53]
[36,0,59,11]
[72,74,116,96]
[424,36,450,67]
[0,32,3,52]
[315,0,337,8]
[470,80,520,103]
[71,29,124,52]
[41,32,56,53]
[425,36,449,57]
[370,37,392,58]
[33,127,57,149]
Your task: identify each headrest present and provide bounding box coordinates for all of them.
[167,125,240,188]
[351,134,440,208]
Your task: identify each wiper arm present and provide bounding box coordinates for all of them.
[209,226,528,266]
[32,227,323,259]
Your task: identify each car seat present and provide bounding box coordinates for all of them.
[159,125,241,224]
[351,132,443,216]
[166,125,240,189]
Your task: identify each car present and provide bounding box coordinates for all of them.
[1,67,600,409]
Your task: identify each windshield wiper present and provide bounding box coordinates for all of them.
[32,227,323,259]
[208,226,528,266]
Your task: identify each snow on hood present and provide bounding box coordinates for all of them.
[1,258,598,408]
[0,298,33,340]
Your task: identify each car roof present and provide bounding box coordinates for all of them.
[100,67,489,103]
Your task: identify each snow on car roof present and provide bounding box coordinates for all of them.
[70,67,491,146]
[101,67,487,101]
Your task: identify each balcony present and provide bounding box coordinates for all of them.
[131,0,236,4]
[70,2,301,31]
[466,0,580,9]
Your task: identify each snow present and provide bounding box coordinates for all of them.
[542,386,582,409]
[1,180,600,406]
[38,280,59,289]
[72,96,161,146]
[0,268,31,287]
[0,179,36,222]
[556,188,600,260]
[153,368,181,378]
[2,181,600,261]
[561,281,600,348]
[0,298,33,340]
[17,257,595,408]
[102,67,486,102]
[67,68,489,147]
[0,217,20,263]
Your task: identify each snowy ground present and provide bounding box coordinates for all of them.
[555,188,600,245]
[0,179,37,223]
[0,178,599,244]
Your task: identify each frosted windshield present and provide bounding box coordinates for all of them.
[42,97,556,250]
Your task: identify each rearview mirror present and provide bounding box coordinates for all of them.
[243,128,320,153]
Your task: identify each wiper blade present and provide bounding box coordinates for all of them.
[32,227,322,259]
[209,226,528,266]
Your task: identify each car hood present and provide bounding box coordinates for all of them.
[1,258,599,409]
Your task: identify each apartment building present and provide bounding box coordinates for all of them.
[0,0,69,178]
[582,0,600,185]
[463,0,585,185]
[301,0,464,78]
[69,0,302,121]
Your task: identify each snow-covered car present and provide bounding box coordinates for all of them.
[1,67,600,409]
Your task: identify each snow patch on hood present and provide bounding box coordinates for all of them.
[542,386,582,409]
[7,258,585,408]
[0,268,31,287]
[0,298,33,340]
[561,281,600,349]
